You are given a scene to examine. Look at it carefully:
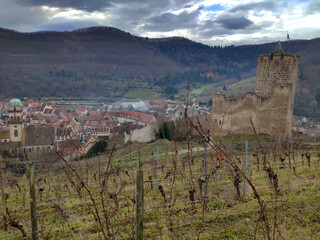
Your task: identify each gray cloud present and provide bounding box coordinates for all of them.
[142,9,200,32]
[14,0,195,13]
[197,18,275,40]
[196,20,232,38]
[306,0,320,14]
[228,1,276,13]
[108,3,162,31]
[249,22,274,32]
[108,0,196,32]
[216,15,253,30]
[212,1,274,31]
[14,0,112,12]
[0,0,318,46]
[0,0,58,31]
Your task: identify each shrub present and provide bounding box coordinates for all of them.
[87,140,108,157]
[5,160,26,175]
[157,122,172,141]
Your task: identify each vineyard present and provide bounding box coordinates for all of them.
[0,129,320,239]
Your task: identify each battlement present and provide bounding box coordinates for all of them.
[255,43,299,98]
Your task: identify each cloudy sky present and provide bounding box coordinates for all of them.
[1,0,319,46]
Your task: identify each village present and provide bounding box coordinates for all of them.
[0,98,211,159]
[1,0,320,238]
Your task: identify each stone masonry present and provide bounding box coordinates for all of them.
[210,43,299,139]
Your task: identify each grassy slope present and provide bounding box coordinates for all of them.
[224,77,256,97]
[0,138,319,239]
[191,76,256,103]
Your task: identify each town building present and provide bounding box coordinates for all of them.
[0,98,55,156]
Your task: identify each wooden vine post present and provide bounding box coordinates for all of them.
[29,162,38,240]
[135,167,144,240]
[0,155,8,231]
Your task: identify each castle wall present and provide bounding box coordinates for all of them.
[210,45,299,140]
[210,84,294,138]
[124,124,156,143]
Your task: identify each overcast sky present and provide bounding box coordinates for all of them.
[1,0,319,46]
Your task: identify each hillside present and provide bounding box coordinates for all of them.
[1,139,320,239]
[294,38,320,118]
[0,27,189,98]
[0,26,319,116]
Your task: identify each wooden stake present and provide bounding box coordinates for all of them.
[29,162,38,240]
[0,155,8,231]
[135,169,144,240]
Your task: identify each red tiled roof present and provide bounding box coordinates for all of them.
[84,114,103,121]
[68,118,79,129]
[90,111,101,117]
[115,111,155,123]
[149,100,163,106]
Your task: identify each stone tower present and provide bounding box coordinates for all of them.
[210,43,300,139]
[255,43,299,99]
[8,98,23,142]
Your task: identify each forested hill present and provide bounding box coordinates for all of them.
[0,26,319,110]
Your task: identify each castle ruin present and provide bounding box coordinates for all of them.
[210,43,299,139]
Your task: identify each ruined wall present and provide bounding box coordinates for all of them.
[211,84,294,138]
[124,125,156,143]
[210,47,299,140]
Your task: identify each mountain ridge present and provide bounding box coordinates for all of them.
[0,26,319,117]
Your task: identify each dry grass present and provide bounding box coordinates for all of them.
[0,140,319,239]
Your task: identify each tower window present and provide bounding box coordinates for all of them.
[14,129,18,137]
[11,116,13,121]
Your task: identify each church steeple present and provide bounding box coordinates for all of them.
[8,98,23,142]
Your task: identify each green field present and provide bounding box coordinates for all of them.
[191,76,256,103]
[191,83,219,95]
[224,77,256,97]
